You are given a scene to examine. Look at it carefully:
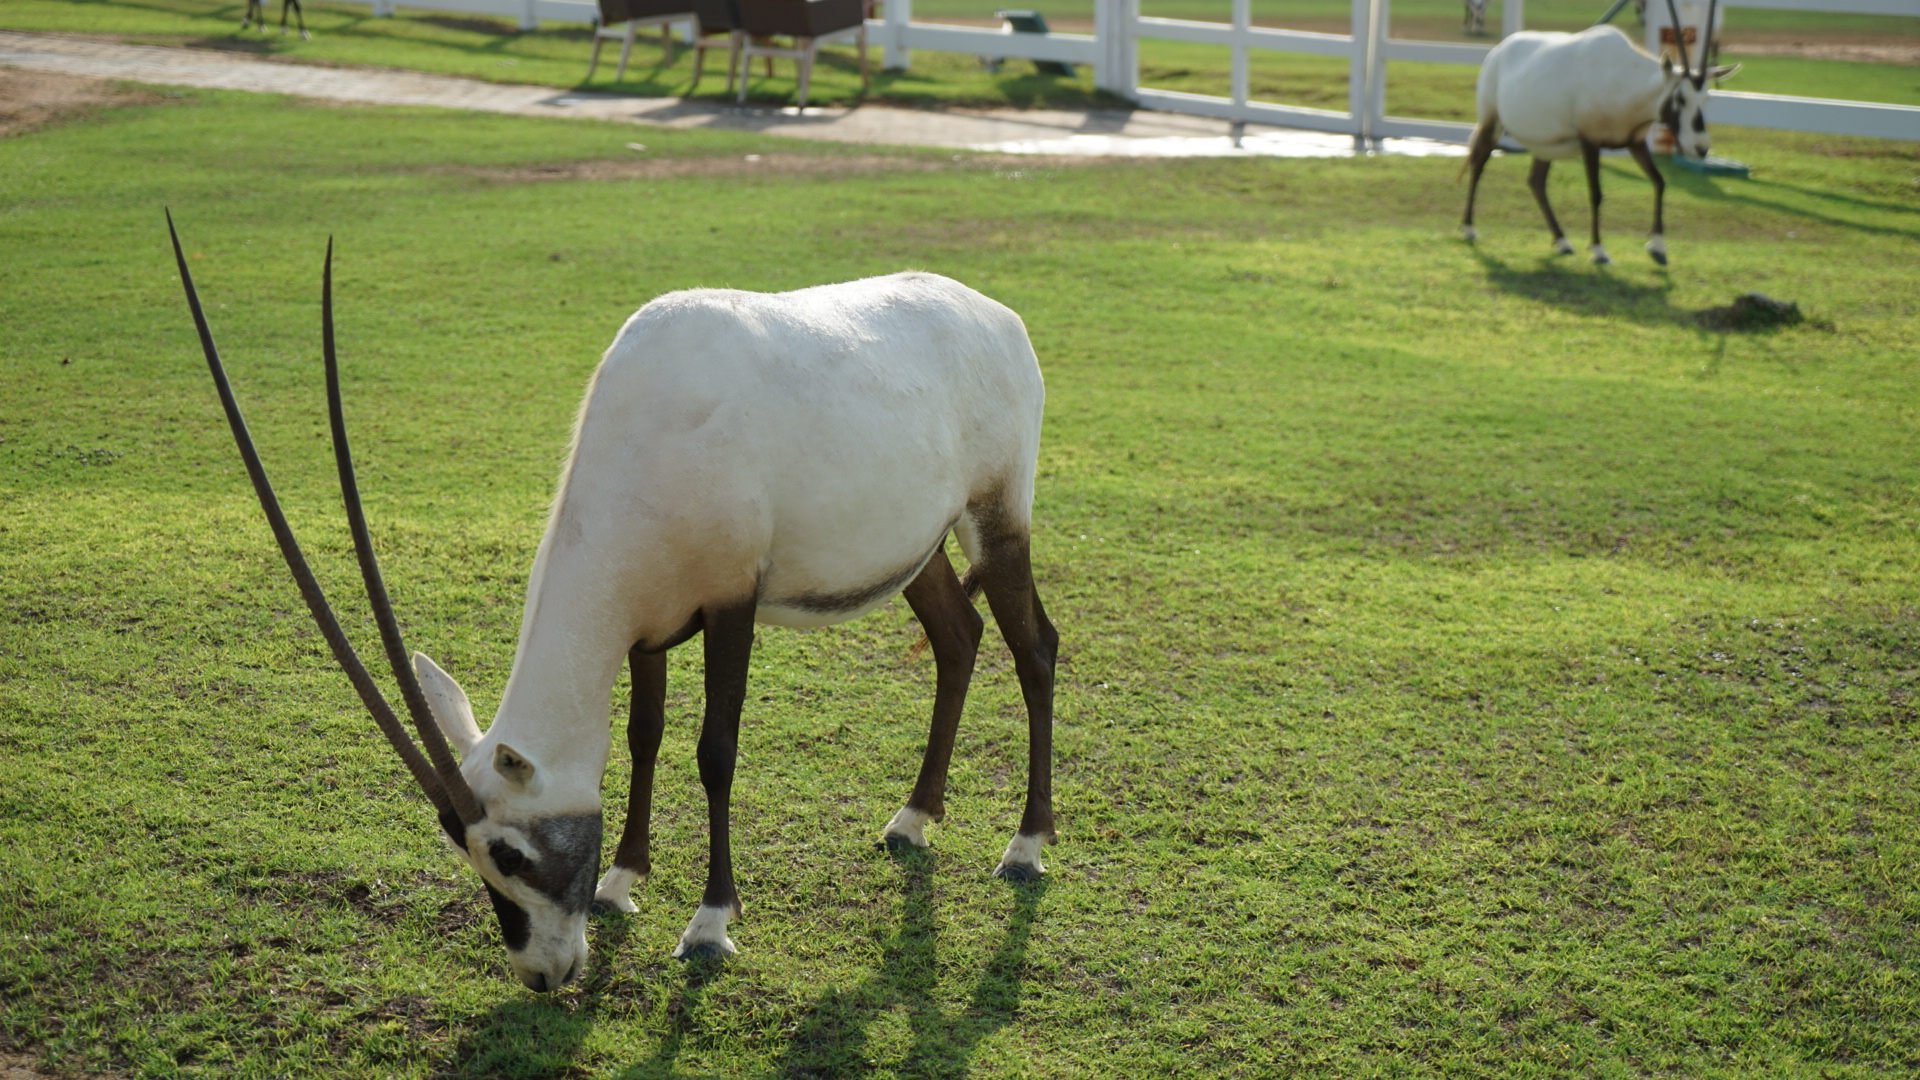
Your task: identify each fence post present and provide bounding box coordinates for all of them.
[1230,0,1249,109]
[1095,0,1137,100]
[372,0,393,15]
[519,0,539,31]
[1502,0,1523,38]
[1348,0,1369,141]
[883,0,911,71]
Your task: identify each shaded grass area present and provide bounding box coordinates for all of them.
[1,89,1918,1078]
[0,0,1113,108]
[5,0,1918,112]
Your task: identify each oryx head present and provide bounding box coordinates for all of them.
[165,214,598,992]
[1659,0,1740,160]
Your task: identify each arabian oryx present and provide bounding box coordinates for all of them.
[241,0,308,39]
[1459,0,1738,265]
[165,214,1058,991]
[1463,0,1488,37]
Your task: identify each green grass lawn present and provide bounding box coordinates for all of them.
[2,85,1919,1079]
[5,0,1918,111]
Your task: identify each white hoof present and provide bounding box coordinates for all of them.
[992,833,1047,882]
[1590,244,1611,265]
[881,806,934,848]
[671,904,738,959]
[1645,234,1668,266]
[591,865,643,914]
[1460,224,1478,242]
[1552,237,1575,256]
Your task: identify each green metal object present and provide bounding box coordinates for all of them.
[1670,153,1752,178]
[995,9,1075,78]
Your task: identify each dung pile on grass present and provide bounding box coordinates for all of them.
[1698,292,1809,331]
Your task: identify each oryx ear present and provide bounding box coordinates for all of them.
[493,743,536,788]
[1707,62,1740,83]
[414,652,484,756]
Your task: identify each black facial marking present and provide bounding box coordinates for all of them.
[523,813,603,914]
[1693,113,1705,132]
[1659,91,1682,133]
[439,808,471,851]
[489,839,528,876]
[483,881,532,951]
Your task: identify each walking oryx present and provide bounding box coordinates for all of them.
[241,0,309,39]
[165,214,1059,992]
[1459,0,1738,265]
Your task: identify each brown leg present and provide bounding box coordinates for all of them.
[1461,120,1498,240]
[975,526,1058,880]
[1528,157,1571,254]
[1627,139,1669,265]
[673,599,756,958]
[1581,138,1610,262]
[883,548,984,848]
[602,648,667,889]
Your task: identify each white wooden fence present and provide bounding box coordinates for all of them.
[367,0,1919,142]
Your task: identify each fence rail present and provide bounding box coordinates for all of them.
[363,0,1916,143]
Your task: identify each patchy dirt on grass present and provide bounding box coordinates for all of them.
[429,152,1091,184]
[0,69,168,139]
[1723,41,1920,65]
[0,1050,120,1080]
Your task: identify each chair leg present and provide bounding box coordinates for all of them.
[796,41,814,109]
[588,34,604,80]
[859,25,869,92]
[661,20,675,67]
[692,40,706,89]
[729,30,744,101]
[617,21,637,82]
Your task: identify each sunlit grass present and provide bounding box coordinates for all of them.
[1,86,1916,1078]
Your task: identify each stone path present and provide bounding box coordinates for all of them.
[0,28,1466,158]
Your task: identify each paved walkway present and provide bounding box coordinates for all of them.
[0,28,1466,158]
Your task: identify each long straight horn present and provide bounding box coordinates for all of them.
[320,241,485,826]
[1703,0,1718,77]
[165,211,464,831]
[1662,0,1693,79]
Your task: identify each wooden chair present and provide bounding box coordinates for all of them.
[732,0,871,109]
[588,0,700,82]
[689,0,750,94]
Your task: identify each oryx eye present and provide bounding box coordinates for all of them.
[489,839,530,876]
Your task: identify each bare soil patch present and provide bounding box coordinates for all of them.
[0,1050,120,1080]
[0,68,168,138]
[1723,40,1920,65]
[431,152,1090,184]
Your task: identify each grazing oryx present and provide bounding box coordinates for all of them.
[241,0,309,39]
[1459,0,1737,265]
[165,214,1058,991]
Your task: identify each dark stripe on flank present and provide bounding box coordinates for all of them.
[770,549,939,616]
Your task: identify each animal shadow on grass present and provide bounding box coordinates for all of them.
[774,848,1046,1080]
[1474,250,1683,327]
[434,911,635,1078]
[1667,170,1920,243]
